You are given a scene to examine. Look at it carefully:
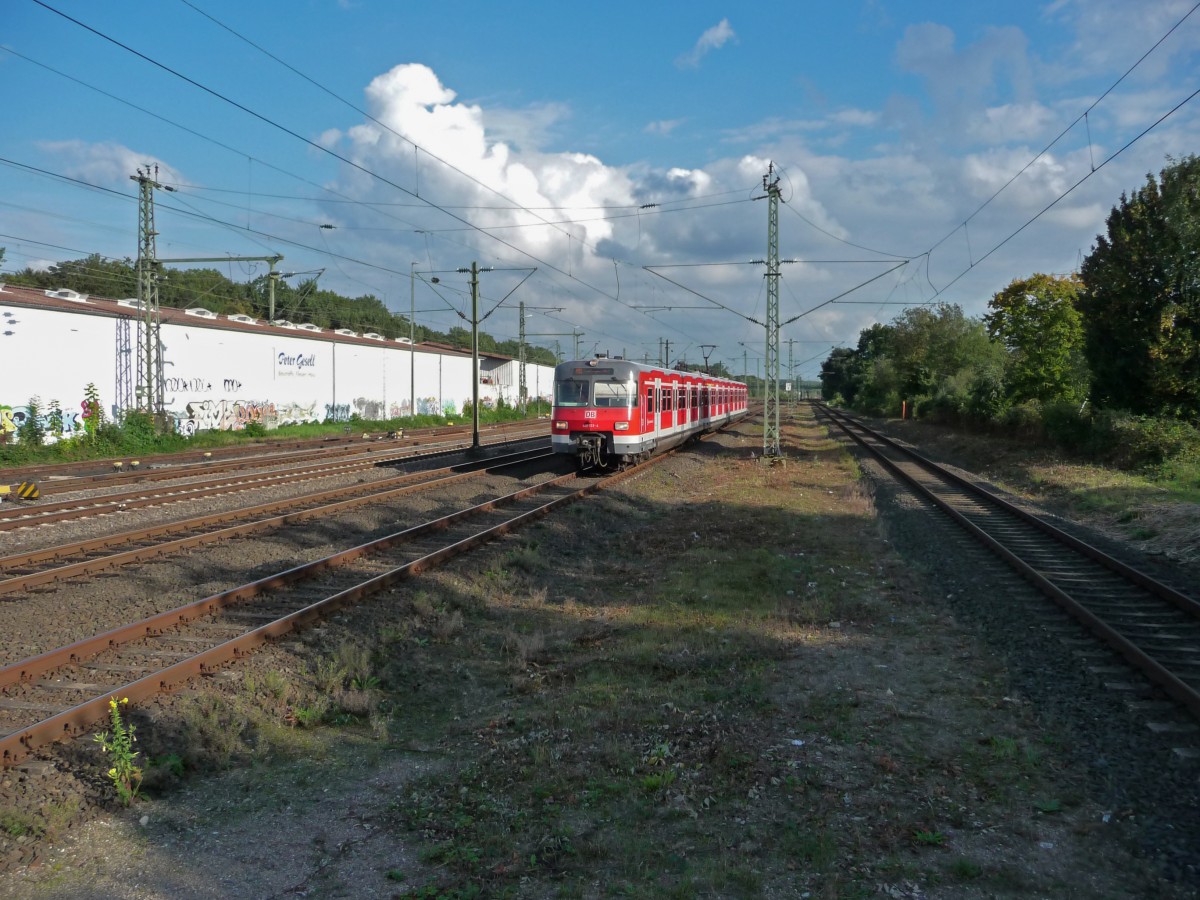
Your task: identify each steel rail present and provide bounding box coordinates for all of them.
[5,421,549,496]
[0,450,662,765]
[0,430,548,530]
[0,447,558,595]
[818,404,1200,719]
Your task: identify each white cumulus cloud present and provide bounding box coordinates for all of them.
[676,18,736,68]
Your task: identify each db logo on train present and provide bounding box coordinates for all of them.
[584,410,597,419]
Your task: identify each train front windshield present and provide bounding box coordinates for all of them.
[556,376,637,409]
[556,378,591,407]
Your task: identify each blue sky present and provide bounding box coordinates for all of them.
[2,0,1198,378]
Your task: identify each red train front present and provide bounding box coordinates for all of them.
[551,357,748,471]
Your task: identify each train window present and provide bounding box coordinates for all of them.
[645,388,655,412]
[663,390,672,411]
[594,380,634,408]
[555,379,590,407]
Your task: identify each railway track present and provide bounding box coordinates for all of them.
[0,451,658,765]
[0,427,547,531]
[0,446,558,596]
[5,420,549,497]
[818,404,1200,725]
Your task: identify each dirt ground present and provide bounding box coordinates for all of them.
[1,410,1196,898]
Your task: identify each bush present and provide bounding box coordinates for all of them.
[1092,411,1200,468]
[17,397,45,448]
[1001,402,1045,440]
[1040,401,1091,453]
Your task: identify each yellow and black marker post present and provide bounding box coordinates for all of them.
[0,481,40,502]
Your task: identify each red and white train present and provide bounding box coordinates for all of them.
[551,357,749,470]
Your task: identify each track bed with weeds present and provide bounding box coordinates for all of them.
[0,408,1193,898]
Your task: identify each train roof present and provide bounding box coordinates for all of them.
[554,358,744,386]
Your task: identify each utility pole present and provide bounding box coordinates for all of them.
[762,162,782,457]
[786,337,797,410]
[131,166,175,430]
[519,300,527,415]
[663,339,672,369]
[518,303,564,416]
[464,262,482,449]
[411,262,417,418]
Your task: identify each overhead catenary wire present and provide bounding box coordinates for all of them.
[11,0,1200,374]
[27,0,722,355]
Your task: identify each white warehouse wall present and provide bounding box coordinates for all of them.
[0,303,112,439]
[0,289,556,441]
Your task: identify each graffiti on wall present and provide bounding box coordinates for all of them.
[163,376,244,395]
[352,398,386,421]
[1,399,88,444]
[171,397,319,436]
[324,403,351,422]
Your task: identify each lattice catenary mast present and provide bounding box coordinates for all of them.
[131,167,173,427]
[762,162,782,457]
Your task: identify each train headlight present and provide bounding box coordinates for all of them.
[613,422,629,430]
[553,420,569,430]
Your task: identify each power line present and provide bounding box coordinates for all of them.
[921,0,1200,263]
[29,0,723,355]
[926,83,1200,300]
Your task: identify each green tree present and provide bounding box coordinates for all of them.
[1079,154,1200,419]
[7,254,138,298]
[985,273,1088,405]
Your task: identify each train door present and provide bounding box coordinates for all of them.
[644,377,657,442]
[652,378,662,440]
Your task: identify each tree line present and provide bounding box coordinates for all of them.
[820,155,1200,466]
[1,255,559,366]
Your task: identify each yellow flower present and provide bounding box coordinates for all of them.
[121,697,129,705]
[109,699,117,709]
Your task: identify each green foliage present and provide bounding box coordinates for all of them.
[94,697,143,806]
[47,399,65,439]
[1039,401,1092,452]
[82,383,104,439]
[986,273,1088,405]
[17,396,45,448]
[820,305,1003,422]
[0,385,545,470]
[0,808,44,839]
[1080,154,1200,420]
[1091,410,1200,468]
[913,829,947,847]
[117,411,163,451]
[150,752,186,778]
